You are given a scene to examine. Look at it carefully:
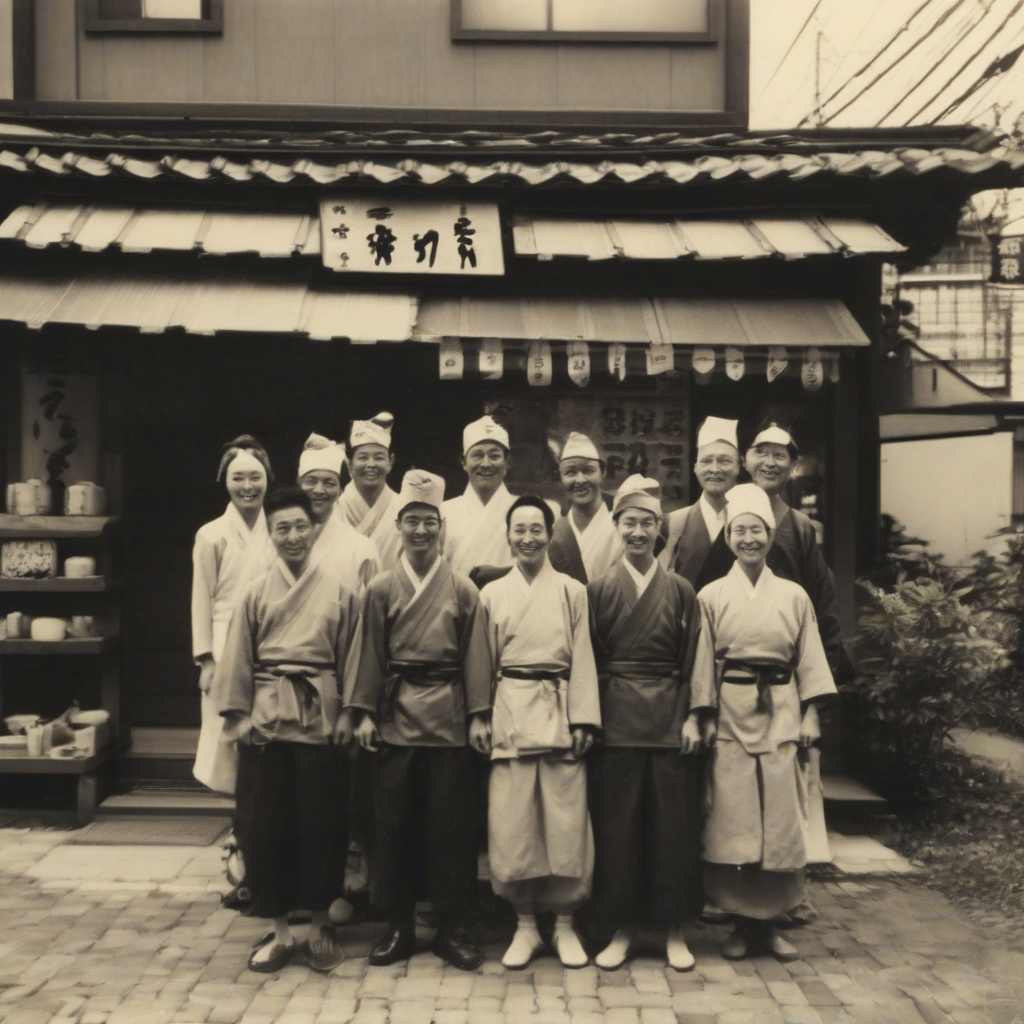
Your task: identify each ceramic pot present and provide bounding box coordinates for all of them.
[64,556,97,578]
[30,617,66,642]
[5,479,52,516]
[65,483,106,516]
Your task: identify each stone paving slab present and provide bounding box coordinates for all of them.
[0,828,1019,1024]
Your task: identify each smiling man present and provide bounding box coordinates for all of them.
[297,433,380,597]
[443,415,519,577]
[548,432,622,584]
[212,487,362,975]
[688,483,836,963]
[659,417,740,588]
[348,470,492,972]
[587,476,703,972]
[338,413,403,570]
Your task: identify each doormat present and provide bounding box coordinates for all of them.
[66,815,231,846]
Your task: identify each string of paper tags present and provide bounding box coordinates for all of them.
[439,339,839,390]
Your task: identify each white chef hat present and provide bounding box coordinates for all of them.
[398,470,446,515]
[463,415,509,455]
[559,431,602,463]
[749,422,798,455]
[350,411,394,451]
[612,475,663,519]
[696,416,739,451]
[298,432,347,480]
[725,483,776,531]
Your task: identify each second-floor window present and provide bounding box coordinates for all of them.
[453,0,714,42]
[84,0,223,33]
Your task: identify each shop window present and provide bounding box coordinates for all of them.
[83,0,223,33]
[453,0,715,42]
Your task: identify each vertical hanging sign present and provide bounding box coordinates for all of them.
[725,346,745,381]
[527,341,552,386]
[479,338,503,381]
[766,346,789,382]
[567,341,591,388]
[439,338,464,380]
[801,347,824,391]
[646,344,674,375]
[607,344,628,382]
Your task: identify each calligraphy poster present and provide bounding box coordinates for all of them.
[991,234,1024,284]
[320,198,504,275]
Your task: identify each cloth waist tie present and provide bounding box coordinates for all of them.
[500,668,564,682]
[721,658,794,714]
[381,662,461,722]
[264,665,331,733]
[603,661,678,677]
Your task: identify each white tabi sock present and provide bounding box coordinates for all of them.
[502,915,544,969]
[595,927,633,970]
[666,926,695,971]
[553,915,588,968]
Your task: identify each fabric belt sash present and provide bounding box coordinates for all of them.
[261,664,335,735]
[500,667,563,682]
[381,662,461,722]
[721,659,794,714]
[603,661,678,677]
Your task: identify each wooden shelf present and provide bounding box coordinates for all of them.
[0,746,114,775]
[0,637,117,655]
[0,516,119,539]
[0,576,115,592]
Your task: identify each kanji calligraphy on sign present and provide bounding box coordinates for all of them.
[991,234,1024,285]
[320,198,504,276]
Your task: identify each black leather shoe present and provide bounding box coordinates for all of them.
[432,926,484,972]
[368,920,416,966]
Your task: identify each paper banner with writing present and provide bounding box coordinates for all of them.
[646,344,674,376]
[439,338,464,380]
[607,343,628,382]
[479,338,503,381]
[320,198,504,276]
[725,346,745,381]
[527,341,553,386]
[767,346,789,382]
[801,347,824,391]
[567,341,591,388]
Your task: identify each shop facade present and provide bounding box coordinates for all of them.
[1,0,1023,793]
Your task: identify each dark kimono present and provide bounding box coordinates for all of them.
[587,561,704,930]
[347,556,492,923]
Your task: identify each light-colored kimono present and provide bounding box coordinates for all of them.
[480,560,601,911]
[548,504,622,584]
[338,481,403,571]
[348,556,492,747]
[691,563,836,918]
[312,509,381,598]
[191,503,275,792]
[213,558,362,746]
[443,483,518,576]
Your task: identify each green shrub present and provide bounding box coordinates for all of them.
[850,574,1010,806]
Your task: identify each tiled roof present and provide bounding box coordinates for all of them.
[0,122,1021,189]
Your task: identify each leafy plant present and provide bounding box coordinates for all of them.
[850,574,1011,806]
[34,377,78,495]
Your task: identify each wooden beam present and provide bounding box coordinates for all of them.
[11,0,34,100]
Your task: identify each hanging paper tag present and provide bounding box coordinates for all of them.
[766,346,789,382]
[607,343,628,382]
[801,346,823,392]
[826,351,840,383]
[646,343,674,375]
[439,338,463,381]
[725,345,745,381]
[692,347,716,376]
[479,338,503,381]
[527,341,552,386]
[567,341,590,388]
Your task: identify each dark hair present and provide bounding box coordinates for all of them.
[217,434,274,483]
[263,487,313,523]
[506,494,555,537]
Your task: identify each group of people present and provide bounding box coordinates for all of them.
[191,409,843,975]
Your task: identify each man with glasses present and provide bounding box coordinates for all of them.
[348,470,492,971]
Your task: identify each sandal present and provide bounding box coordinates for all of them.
[302,925,345,972]
[247,931,296,973]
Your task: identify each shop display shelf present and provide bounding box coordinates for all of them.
[0,637,117,655]
[0,516,119,539]
[0,576,116,592]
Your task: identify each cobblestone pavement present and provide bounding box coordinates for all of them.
[0,828,1022,1024]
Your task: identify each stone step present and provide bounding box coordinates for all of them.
[98,789,234,817]
[822,773,889,807]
